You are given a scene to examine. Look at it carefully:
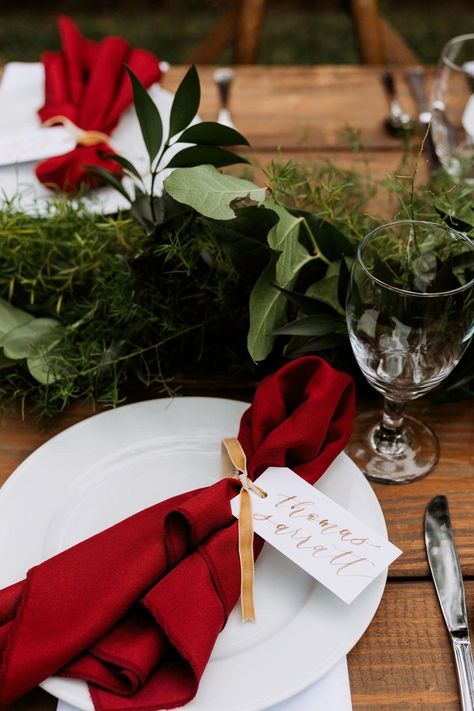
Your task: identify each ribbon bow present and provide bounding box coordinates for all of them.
[221,437,266,622]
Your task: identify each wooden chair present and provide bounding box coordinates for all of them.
[350,0,418,64]
[187,0,266,65]
[187,0,418,66]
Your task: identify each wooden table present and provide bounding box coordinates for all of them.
[4,66,473,711]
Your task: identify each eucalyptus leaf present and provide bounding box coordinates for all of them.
[169,65,200,139]
[85,166,132,204]
[0,318,61,359]
[247,253,288,362]
[0,298,33,338]
[164,165,266,219]
[177,122,249,147]
[272,313,346,337]
[265,201,316,285]
[126,65,163,164]
[166,146,248,169]
[27,351,60,385]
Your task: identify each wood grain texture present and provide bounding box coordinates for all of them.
[349,581,474,709]
[162,65,432,151]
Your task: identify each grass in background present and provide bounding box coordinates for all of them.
[0,2,472,66]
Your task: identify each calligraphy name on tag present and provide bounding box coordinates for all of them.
[0,127,75,167]
[231,467,402,604]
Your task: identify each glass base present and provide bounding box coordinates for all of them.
[345,410,439,484]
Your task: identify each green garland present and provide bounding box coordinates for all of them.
[0,155,472,420]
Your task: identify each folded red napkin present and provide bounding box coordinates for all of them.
[35,16,162,192]
[0,356,354,710]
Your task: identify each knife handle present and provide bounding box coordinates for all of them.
[453,638,474,711]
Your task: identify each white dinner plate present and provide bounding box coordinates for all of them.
[0,62,183,215]
[0,397,387,710]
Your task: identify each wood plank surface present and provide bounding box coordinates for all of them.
[349,581,474,709]
[162,65,431,151]
[4,581,470,711]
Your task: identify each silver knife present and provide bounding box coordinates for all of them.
[425,495,474,711]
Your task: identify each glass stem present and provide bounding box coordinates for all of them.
[372,398,408,456]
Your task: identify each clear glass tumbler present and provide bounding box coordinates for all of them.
[431,33,474,183]
[345,220,474,484]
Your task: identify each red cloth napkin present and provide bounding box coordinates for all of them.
[0,356,354,710]
[35,16,162,192]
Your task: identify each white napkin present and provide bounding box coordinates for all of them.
[56,657,352,711]
[0,62,172,215]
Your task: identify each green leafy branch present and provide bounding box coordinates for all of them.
[88,65,250,233]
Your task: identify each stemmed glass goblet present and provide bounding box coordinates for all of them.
[431,33,474,183]
[345,220,474,484]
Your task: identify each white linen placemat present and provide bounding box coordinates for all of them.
[56,657,352,711]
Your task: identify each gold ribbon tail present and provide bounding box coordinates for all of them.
[221,437,267,622]
[42,116,111,148]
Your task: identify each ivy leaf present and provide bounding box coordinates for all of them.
[169,65,200,139]
[166,146,248,169]
[103,153,143,181]
[265,202,313,285]
[164,165,266,219]
[272,313,346,337]
[84,166,132,204]
[126,65,163,164]
[177,122,250,147]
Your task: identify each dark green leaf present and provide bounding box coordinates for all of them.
[337,256,350,309]
[131,195,166,232]
[201,205,276,276]
[169,65,200,139]
[126,65,163,164]
[103,153,143,181]
[289,209,356,261]
[372,254,396,286]
[178,122,250,147]
[428,254,460,292]
[435,207,473,233]
[84,166,132,203]
[284,333,347,357]
[272,313,346,337]
[275,285,326,315]
[166,146,248,169]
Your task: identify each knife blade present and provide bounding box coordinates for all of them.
[425,495,474,711]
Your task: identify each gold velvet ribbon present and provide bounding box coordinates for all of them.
[42,116,110,147]
[221,437,266,622]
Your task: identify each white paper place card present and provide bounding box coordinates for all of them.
[231,467,401,604]
[0,127,75,167]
